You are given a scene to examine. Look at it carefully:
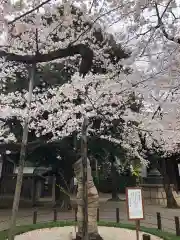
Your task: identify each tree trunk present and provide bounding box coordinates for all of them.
[164,181,177,208]
[111,162,119,200]
[74,158,102,240]
[161,159,178,208]
[109,154,119,201]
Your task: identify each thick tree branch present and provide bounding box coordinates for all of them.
[0,44,93,76]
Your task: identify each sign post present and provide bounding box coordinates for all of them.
[126,187,145,240]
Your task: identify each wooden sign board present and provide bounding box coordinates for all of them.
[126,187,145,220]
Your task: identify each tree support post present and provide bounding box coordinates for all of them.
[81,116,89,240]
[8,65,35,240]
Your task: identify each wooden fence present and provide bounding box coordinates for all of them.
[29,207,180,237]
[0,207,179,237]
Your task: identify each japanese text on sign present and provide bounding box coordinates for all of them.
[126,188,144,220]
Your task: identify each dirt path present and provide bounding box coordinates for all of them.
[14,226,161,240]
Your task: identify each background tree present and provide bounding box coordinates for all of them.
[139,131,180,208]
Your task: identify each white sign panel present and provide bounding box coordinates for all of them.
[126,188,144,220]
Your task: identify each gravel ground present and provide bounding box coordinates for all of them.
[14,226,161,240]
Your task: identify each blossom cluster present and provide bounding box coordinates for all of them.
[1,0,180,158]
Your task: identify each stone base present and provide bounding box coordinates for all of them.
[140,184,174,206]
[74,233,103,240]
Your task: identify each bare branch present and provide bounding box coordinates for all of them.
[70,4,126,46]
[89,0,97,14]
[8,0,52,25]
[155,1,180,44]
[140,0,178,56]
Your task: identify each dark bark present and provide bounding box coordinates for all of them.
[154,2,180,44]
[163,178,177,208]
[0,44,93,77]
[160,159,178,208]
[31,177,37,207]
[55,176,61,201]
[108,153,119,201]
[111,163,119,200]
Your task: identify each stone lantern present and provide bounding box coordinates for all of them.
[146,168,163,184]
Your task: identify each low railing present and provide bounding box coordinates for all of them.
[0,207,179,236]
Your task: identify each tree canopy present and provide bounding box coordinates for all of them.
[1,0,180,165]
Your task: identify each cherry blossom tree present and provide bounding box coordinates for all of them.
[0,71,147,240]
[1,0,180,238]
[0,1,132,240]
[102,1,180,149]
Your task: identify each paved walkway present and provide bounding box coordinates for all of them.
[0,194,180,234]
